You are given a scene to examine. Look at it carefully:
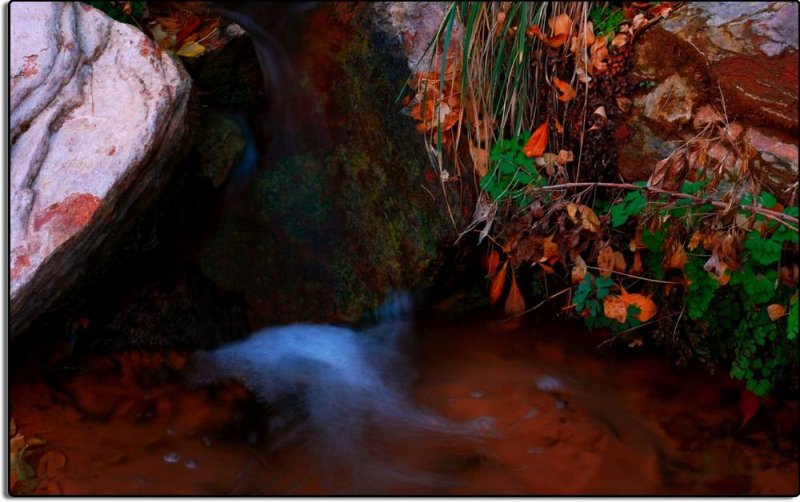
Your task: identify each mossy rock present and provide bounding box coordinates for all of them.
[193,4,471,328]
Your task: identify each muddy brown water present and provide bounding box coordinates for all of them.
[9,307,798,495]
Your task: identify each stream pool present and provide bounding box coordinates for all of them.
[9,304,798,495]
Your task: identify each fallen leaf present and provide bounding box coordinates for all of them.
[598,246,615,278]
[527,25,567,47]
[593,106,607,118]
[489,262,508,305]
[556,149,574,165]
[548,13,573,37]
[619,291,658,322]
[613,251,627,272]
[567,203,579,223]
[554,116,565,133]
[523,122,549,158]
[649,3,673,18]
[630,250,644,274]
[767,304,786,321]
[176,41,205,58]
[739,388,760,428]
[603,295,628,323]
[572,255,587,284]
[485,249,501,276]
[37,451,67,480]
[631,13,647,32]
[540,234,559,264]
[539,262,556,274]
[578,205,602,233]
[505,275,526,316]
[553,76,576,102]
[666,245,688,270]
[611,33,628,47]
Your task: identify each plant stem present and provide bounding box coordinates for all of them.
[531,182,799,231]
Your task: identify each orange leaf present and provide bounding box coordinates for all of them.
[666,246,688,270]
[489,262,508,305]
[523,122,549,158]
[598,246,615,278]
[540,234,559,265]
[578,205,601,233]
[572,255,587,284]
[486,249,501,276]
[767,304,786,321]
[553,76,576,102]
[630,250,644,275]
[603,295,628,323]
[505,275,526,316]
[613,251,627,272]
[548,13,573,37]
[619,292,658,322]
[539,263,556,274]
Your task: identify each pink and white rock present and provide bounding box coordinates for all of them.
[10,2,191,335]
[620,3,798,192]
[376,2,463,72]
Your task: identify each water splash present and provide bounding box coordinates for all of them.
[189,292,496,493]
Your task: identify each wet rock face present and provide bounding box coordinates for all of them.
[192,4,471,329]
[619,3,798,195]
[9,3,191,337]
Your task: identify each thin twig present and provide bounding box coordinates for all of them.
[584,266,681,285]
[530,182,799,230]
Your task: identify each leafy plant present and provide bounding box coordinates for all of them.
[589,4,625,40]
[480,133,546,206]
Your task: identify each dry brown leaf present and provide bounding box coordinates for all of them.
[611,33,628,47]
[767,304,786,321]
[593,106,607,118]
[553,76,576,102]
[613,251,627,272]
[556,149,574,165]
[567,203,579,223]
[572,255,588,284]
[523,122,549,158]
[540,234,559,264]
[598,246,615,278]
[666,245,688,270]
[579,205,602,233]
[505,275,526,316]
[37,451,67,480]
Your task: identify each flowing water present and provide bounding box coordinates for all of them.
[9,302,798,495]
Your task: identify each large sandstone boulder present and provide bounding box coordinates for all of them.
[9,2,191,337]
[618,2,798,200]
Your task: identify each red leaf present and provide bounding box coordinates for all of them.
[523,122,549,158]
[553,76,576,102]
[504,275,526,316]
[739,389,760,428]
[485,249,501,276]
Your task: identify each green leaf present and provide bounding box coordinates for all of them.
[758,192,777,209]
[788,297,798,341]
[745,230,782,265]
